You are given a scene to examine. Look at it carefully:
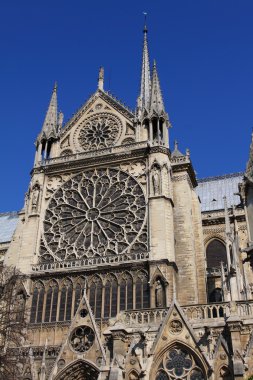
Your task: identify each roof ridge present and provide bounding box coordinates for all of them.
[198,172,244,183]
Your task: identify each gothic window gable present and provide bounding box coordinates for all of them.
[59,94,136,156]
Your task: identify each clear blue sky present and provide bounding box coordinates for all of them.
[1,0,253,212]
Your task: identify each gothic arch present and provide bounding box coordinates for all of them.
[54,359,99,380]
[30,281,45,323]
[205,238,227,268]
[150,342,208,380]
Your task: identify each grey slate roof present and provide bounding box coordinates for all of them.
[0,212,19,243]
[196,172,244,212]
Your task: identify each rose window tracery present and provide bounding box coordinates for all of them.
[77,113,122,151]
[70,326,95,353]
[155,347,205,380]
[41,168,147,261]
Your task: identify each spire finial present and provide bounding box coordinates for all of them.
[137,12,151,116]
[143,11,148,33]
[39,82,58,140]
[98,67,104,91]
[149,59,165,114]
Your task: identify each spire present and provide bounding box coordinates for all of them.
[138,13,151,115]
[40,82,58,140]
[149,60,165,115]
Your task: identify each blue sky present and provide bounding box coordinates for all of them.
[1,0,253,212]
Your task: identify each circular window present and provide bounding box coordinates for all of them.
[41,168,147,261]
[70,326,95,353]
[76,113,122,151]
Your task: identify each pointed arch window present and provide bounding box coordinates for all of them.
[59,279,73,321]
[206,239,227,269]
[89,276,103,319]
[30,282,45,323]
[104,275,118,318]
[135,271,149,309]
[120,273,133,311]
[44,281,58,322]
[74,278,86,315]
[154,346,205,380]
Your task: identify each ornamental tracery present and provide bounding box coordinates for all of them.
[76,113,122,151]
[40,168,147,262]
[155,347,205,380]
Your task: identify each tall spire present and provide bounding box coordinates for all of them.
[41,82,58,140]
[138,13,151,114]
[149,60,165,115]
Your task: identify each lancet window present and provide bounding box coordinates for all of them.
[59,279,73,321]
[30,282,45,323]
[135,271,149,309]
[74,278,86,314]
[104,275,118,318]
[206,239,227,269]
[44,280,58,322]
[155,346,205,380]
[89,276,103,319]
[120,272,133,311]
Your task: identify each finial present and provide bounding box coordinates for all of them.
[98,66,104,91]
[186,148,190,158]
[53,81,57,91]
[143,12,148,33]
[174,140,178,150]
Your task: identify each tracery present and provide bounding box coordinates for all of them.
[40,168,147,262]
[155,346,205,380]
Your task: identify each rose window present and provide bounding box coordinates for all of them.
[41,168,147,261]
[77,113,122,151]
[70,326,95,353]
[155,347,205,380]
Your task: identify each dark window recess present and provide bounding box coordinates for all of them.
[206,240,227,268]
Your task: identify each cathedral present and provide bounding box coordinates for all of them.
[2,22,253,380]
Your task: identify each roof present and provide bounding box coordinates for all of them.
[0,212,19,243]
[196,172,244,212]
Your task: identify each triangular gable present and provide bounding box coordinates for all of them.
[150,299,211,370]
[61,89,134,139]
[48,292,105,380]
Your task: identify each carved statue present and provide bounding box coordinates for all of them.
[31,184,40,212]
[155,280,165,307]
[151,165,160,195]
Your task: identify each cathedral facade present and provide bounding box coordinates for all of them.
[2,24,253,380]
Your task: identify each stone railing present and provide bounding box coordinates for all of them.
[31,251,150,273]
[124,301,253,326]
[37,141,148,167]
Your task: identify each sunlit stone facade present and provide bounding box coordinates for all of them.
[3,25,253,380]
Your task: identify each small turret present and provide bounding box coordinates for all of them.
[34,83,62,164]
[149,60,165,116]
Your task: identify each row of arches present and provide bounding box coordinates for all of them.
[30,271,150,323]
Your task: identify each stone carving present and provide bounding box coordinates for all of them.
[169,320,183,335]
[155,280,165,307]
[70,325,95,353]
[31,183,40,212]
[151,164,161,196]
[45,174,72,199]
[41,168,147,261]
[120,161,146,178]
[77,112,122,151]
